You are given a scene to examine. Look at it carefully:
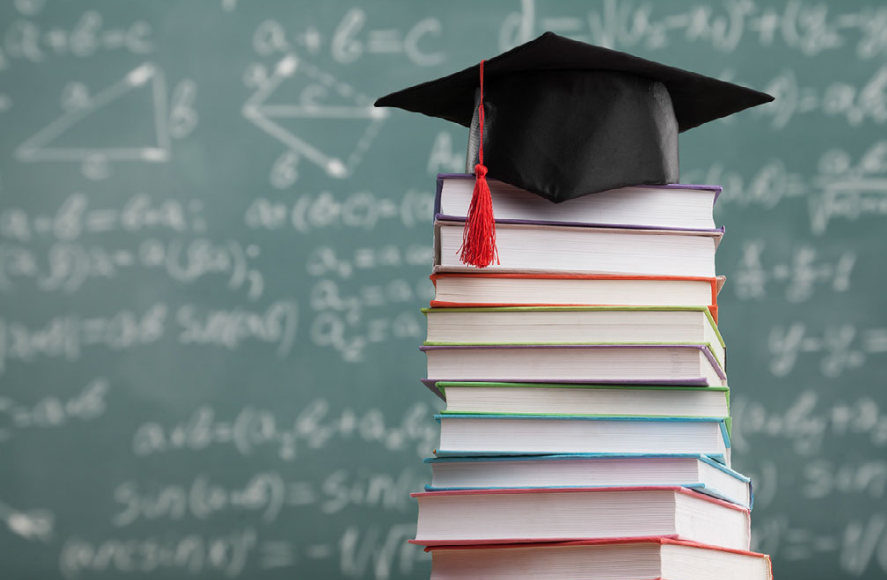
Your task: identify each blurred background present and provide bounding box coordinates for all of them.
[1,0,885,578]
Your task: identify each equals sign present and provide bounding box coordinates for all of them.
[86,210,118,232]
[305,544,333,559]
[286,482,316,506]
[112,251,134,266]
[863,329,887,353]
[367,30,402,53]
[377,199,398,218]
[32,218,52,235]
[81,319,106,345]
[214,423,233,441]
[260,541,297,569]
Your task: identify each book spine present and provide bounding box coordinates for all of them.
[434,174,444,217]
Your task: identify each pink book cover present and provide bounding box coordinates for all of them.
[424,536,773,579]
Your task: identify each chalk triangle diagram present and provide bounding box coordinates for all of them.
[242,54,387,179]
[16,63,170,163]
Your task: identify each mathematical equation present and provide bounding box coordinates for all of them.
[500,0,887,58]
[732,391,887,455]
[768,322,887,377]
[244,189,433,234]
[0,194,205,243]
[700,140,887,235]
[0,239,265,299]
[733,239,855,303]
[0,300,299,372]
[111,468,424,528]
[753,514,887,575]
[0,378,109,442]
[2,10,153,65]
[58,523,427,580]
[757,65,887,128]
[308,277,431,362]
[251,9,445,67]
[131,399,438,461]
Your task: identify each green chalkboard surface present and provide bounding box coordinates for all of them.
[1,1,886,579]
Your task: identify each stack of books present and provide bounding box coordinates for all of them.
[413,175,773,580]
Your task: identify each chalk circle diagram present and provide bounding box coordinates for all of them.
[242,54,388,185]
[15,63,170,179]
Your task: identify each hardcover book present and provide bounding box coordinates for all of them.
[424,453,751,508]
[429,273,724,324]
[435,382,730,418]
[425,537,772,580]
[434,414,731,465]
[436,173,723,231]
[411,487,751,550]
[423,306,725,369]
[433,220,722,277]
[422,344,727,388]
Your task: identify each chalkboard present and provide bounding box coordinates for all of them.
[0,1,885,578]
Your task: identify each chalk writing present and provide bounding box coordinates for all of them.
[0,499,54,542]
[110,468,423,528]
[0,378,109,442]
[3,11,153,64]
[768,323,887,377]
[131,399,438,461]
[306,244,431,279]
[251,11,444,66]
[697,141,887,235]
[754,515,887,574]
[0,194,201,243]
[59,528,257,580]
[15,63,195,179]
[244,189,433,233]
[0,300,298,371]
[810,141,887,234]
[733,240,855,303]
[0,239,265,298]
[757,66,887,128]
[310,310,424,362]
[501,0,887,58]
[242,54,387,185]
[803,459,887,500]
[732,391,887,455]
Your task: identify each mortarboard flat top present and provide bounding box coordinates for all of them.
[375,31,773,133]
[375,32,774,265]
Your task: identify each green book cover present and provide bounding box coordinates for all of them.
[436,381,731,434]
[421,305,724,349]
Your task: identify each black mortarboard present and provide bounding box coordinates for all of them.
[375,32,773,266]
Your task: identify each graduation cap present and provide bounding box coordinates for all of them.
[375,32,774,267]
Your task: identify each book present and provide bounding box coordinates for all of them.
[436,174,722,231]
[434,414,730,464]
[425,453,751,508]
[425,537,772,580]
[423,306,725,370]
[411,487,750,550]
[436,382,730,419]
[434,220,722,277]
[429,273,725,323]
[421,344,727,387]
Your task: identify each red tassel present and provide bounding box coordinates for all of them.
[459,163,498,267]
[458,60,498,268]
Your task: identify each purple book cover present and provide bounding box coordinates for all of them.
[435,173,725,233]
[420,344,726,399]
